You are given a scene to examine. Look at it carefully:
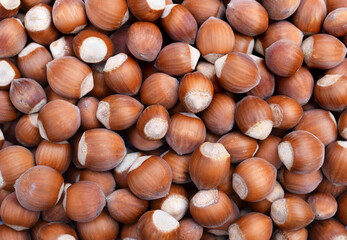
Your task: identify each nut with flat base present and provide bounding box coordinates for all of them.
[137,210,180,240]
[165,112,206,155]
[307,192,337,220]
[189,142,230,190]
[37,222,78,240]
[308,219,347,240]
[179,72,214,113]
[232,157,277,202]
[235,96,273,140]
[49,36,75,59]
[272,228,308,240]
[182,0,225,25]
[127,0,165,21]
[15,114,42,147]
[127,155,172,200]
[0,0,20,19]
[0,59,21,90]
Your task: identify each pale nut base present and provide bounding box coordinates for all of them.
[245,120,273,140]
[115,152,141,173]
[96,101,111,129]
[79,37,107,63]
[25,5,51,32]
[161,194,188,220]
[0,60,15,87]
[147,0,166,10]
[184,91,212,113]
[144,118,168,140]
[200,142,230,160]
[271,199,287,225]
[50,37,71,59]
[228,224,244,240]
[152,210,179,232]
[0,0,20,10]
[57,234,77,240]
[189,45,201,71]
[191,189,218,208]
[278,141,294,171]
[80,72,94,98]
[232,173,248,200]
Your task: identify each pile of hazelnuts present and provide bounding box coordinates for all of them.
[0,0,346,239]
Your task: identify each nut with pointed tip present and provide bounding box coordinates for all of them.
[161,4,197,44]
[0,59,20,90]
[0,192,40,231]
[309,219,347,240]
[196,17,234,64]
[228,212,273,240]
[127,155,172,200]
[161,150,191,184]
[140,73,179,109]
[294,109,337,146]
[314,74,347,111]
[85,0,128,31]
[189,142,230,190]
[78,169,116,196]
[272,228,308,240]
[307,192,337,220]
[127,0,165,21]
[127,126,165,152]
[165,112,206,155]
[179,218,203,240]
[267,95,303,130]
[77,128,126,171]
[104,53,142,96]
[301,34,346,69]
[276,66,314,106]
[0,18,27,58]
[14,165,64,211]
[323,8,347,37]
[232,157,277,202]
[136,105,170,140]
[322,140,347,185]
[235,96,273,140]
[52,0,87,34]
[15,114,42,147]
[96,94,143,131]
[106,188,148,224]
[17,43,52,86]
[49,36,75,59]
[182,0,225,25]
[0,0,20,19]
[137,210,180,240]
[63,181,105,222]
[278,130,324,174]
[226,0,268,36]
[113,152,144,188]
[126,21,163,62]
[218,132,259,163]
[24,4,59,45]
[338,110,347,139]
[261,0,300,20]
[255,21,303,56]
[78,97,102,130]
[232,33,254,54]
[76,210,119,240]
[265,39,303,77]
[278,168,323,194]
[73,29,114,64]
[271,196,315,231]
[37,222,78,240]
[0,146,34,191]
[215,52,260,93]
[155,42,200,76]
[201,93,235,135]
[9,78,47,114]
[38,100,81,142]
[190,189,239,228]
[292,0,327,35]
[247,55,275,99]
[179,72,214,113]
[47,56,94,99]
